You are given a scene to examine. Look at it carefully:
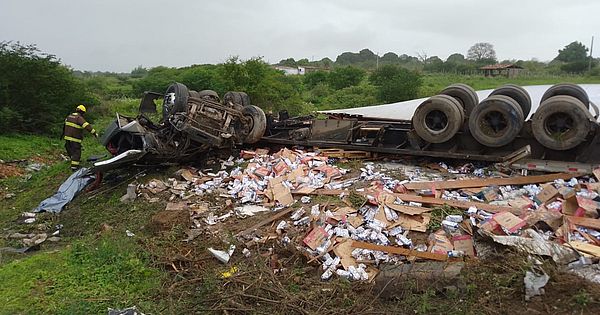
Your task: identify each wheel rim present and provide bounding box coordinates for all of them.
[544,112,574,139]
[480,111,508,136]
[424,110,448,132]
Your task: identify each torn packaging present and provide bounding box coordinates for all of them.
[333,239,358,270]
[268,177,294,206]
[452,235,475,257]
[303,226,329,250]
[493,212,527,234]
[429,231,453,254]
[486,229,578,264]
[534,184,559,205]
[393,213,431,233]
[379,193,432,216]
[562,195,600,217]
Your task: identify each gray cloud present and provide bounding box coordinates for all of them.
[0,0,597,71]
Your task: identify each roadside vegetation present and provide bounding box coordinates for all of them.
[1,39,600,313]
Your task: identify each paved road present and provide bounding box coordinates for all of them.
[321,84,600,121]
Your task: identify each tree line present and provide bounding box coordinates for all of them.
[0,40,598,135]
[279,41,598,75]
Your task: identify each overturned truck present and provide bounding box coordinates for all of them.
[96,84,267,170]
[96,82,600,171]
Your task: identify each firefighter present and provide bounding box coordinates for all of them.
[63,105,98,170]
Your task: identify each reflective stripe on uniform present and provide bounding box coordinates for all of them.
[71,160,80,165]
[91,129,96,134]
[65,121,82,129]
[82,122,90,128]
[64,136,82,143]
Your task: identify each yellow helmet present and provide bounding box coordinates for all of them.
[76,105,87,113]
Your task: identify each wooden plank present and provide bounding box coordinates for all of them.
[565,216,600,230]
[351,240,448,261]
[567,241,600,257]
[235,208,294,237]
[293,189,519,214]
[394,193,520,214]
[292,189,347,196]
[403,173,580,191]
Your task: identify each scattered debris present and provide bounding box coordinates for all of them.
[208,244,236,264]
[524,270,550,300]
[120,183,137,203]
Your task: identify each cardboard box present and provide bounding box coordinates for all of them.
[303,226,328,250]
[452,235,475,257]
[535,185,559,205]
[492,212,527,234]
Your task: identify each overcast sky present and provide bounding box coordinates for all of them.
[1,0,597,72]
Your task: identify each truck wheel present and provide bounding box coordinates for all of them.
[223,91,250,106]
[541,83,589,109]
[163,82,189,120]
[532,95,592,150]
[412,94,464,143]
[489,84,531,119]
[469,95,524,147]
[198,90,220,102]
[440,83,479,116]
[189,90,201,98]
[242,105,267,143]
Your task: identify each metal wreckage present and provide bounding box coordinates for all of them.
[95,82,600,172]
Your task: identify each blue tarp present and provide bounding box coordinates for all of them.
[33,168,95,213]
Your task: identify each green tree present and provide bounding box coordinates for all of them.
[278,58,297,67]
[446,53,466,64]
[554,41,591,73]
[178,65,224,92]
[303,71,329,89]
[321,84,377,110]
[467,42,497,64]
[0,41,96,134]
[130,65,148,78]
[328,66,365,90]
[132,66,180,95]
[369,65,422,103]
[555,41,588,62]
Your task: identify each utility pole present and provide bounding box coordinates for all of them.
[376,52,379,70]
[589,36,595,72]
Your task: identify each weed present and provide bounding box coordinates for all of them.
[428,205,464,230]
[573,289,590,307]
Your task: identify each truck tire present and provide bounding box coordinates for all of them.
[198,90,220,102]
[440,83,479,116]
[223,91,250,106]
[163,82,189,120]
[242,105,267,144]
[469,95,524,147]
[531,95,592,150]
[412,94,464,143]
[541,83,589,109]
[489,84,532,119]
[189,90,201,98]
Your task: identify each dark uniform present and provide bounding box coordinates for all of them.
[63,110,97,169]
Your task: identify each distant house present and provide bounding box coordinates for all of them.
[273,66,301,75]
[480,64,524,78]
[272,65,327,75]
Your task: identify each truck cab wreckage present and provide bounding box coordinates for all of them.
[95,82,600,173]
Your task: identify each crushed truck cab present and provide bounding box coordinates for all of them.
[94,83,266,171]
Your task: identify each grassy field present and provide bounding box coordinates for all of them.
[1,76,600,314]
